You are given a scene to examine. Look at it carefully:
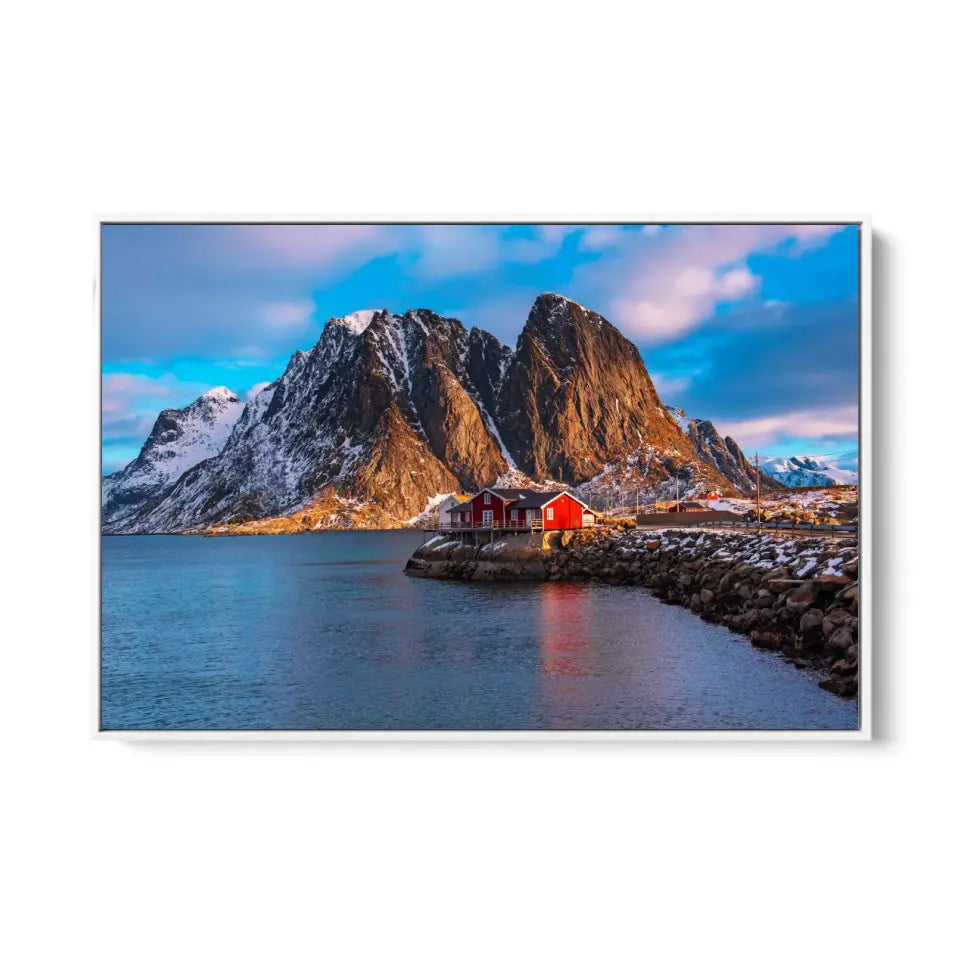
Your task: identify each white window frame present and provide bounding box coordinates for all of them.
[511,509,518,521]
[482,509,494,527]
[483,492,491,504]
[546,507,554,520]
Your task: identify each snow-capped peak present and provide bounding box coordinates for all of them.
[330,309,386,336]
[102,387,245,524]
[761,454,858,488]
[200,386,238,403]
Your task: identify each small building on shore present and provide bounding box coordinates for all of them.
[449,488,598,531]
[668,501,709,513]
[436,493,473,526]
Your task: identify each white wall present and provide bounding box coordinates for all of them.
[4,3,954,958]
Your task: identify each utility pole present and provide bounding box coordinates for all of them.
[675,474,680,513]
[755,452,762,532]
[635,487,639,518]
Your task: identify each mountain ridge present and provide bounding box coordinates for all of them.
[103,294,792,533]
[761,454,859,487]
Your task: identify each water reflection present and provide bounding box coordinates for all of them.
[539,583,595,678]
[101,532,859,731]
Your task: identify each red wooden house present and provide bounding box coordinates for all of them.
[448,488,598,531]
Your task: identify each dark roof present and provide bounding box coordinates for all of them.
[509,489,594,509]
[510,490,564,508]
[481,487,594,510]
[486,487,531,500]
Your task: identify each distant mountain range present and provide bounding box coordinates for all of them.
[102,293,825,533]
[760,453,859,488]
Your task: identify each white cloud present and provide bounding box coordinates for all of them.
[412,225,579,277]
[245,381,272,400]
[580,226,624,250]
[413,226,502,276]
[650,373,692,400]
[714,405,859,448]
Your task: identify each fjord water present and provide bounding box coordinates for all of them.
[101,532,858,731]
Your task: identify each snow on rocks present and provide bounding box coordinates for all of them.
[329,309,384,336]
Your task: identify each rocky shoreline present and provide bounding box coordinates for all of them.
[405,526,860,698]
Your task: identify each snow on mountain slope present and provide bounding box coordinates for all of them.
[110,308,514,532]
[101,387,244,527]
[103,296,811,534]
[761,454,858,487]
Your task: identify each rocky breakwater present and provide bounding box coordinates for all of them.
[405,532,564,581]
[405,526,861,698]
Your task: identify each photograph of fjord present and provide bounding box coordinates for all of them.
[100,222,863,734]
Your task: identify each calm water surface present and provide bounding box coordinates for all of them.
[101,532,858,730]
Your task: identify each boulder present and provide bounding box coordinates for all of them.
[750,631,781,650]
[827,626,854,654]
[821,607,851,637]
[786,582,817,613]
[767,578,804,594]
[831,659,858,678]
[815,574,852,591]
[819,677,858,698]
[799,608,824,636]
[755,589,774,608]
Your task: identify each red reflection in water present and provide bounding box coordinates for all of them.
[538,583,596,678]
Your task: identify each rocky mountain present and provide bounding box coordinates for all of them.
[102,387,244,528]
[103,294,787,533]
[666,406,784,493]
[761,454,858,488]
[498,295,720,486]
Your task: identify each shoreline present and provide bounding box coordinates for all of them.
[405,526,860,699]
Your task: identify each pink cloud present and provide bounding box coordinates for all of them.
[233,225,399,270]
[714,405,859,448]
[101,373,175,415]
[259,300,314,328]
[102,372,215,419]
[582,224,845,343]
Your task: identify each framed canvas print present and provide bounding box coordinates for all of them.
[98,220,869,738]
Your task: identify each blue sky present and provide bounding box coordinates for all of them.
[102,223,860,474]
